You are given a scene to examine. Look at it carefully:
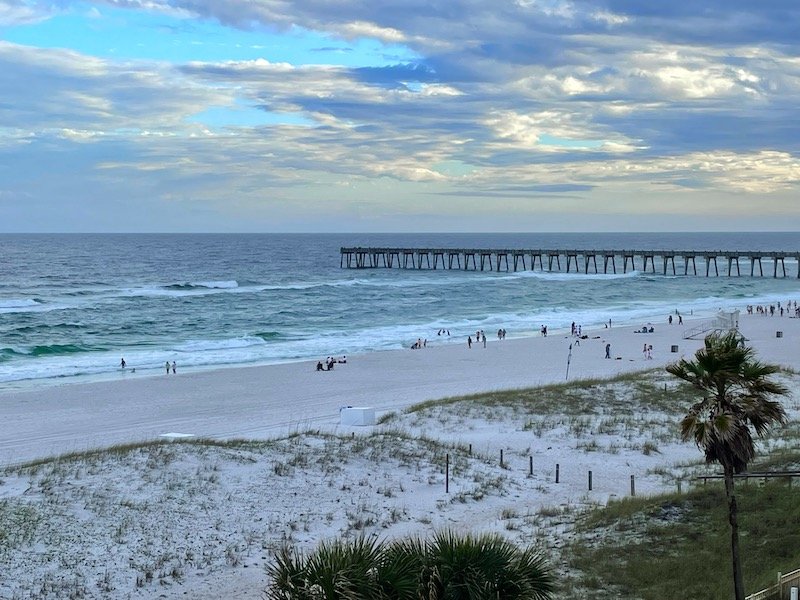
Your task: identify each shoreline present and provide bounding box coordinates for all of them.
[2,288,797,391]
[1,309,799,467]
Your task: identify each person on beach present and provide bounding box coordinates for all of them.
[120,358,126,369]
[605,343,611,359]
[172,361,176,374]
[467,336,472,349]
[482,332,487,348]
[678,314,683,325]
[165,361,170,374]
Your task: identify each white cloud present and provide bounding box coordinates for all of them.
[592,10,629,26]
[339,20,406,44]
[2,1,800,230]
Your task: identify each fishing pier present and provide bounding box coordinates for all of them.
[340,247,800,278]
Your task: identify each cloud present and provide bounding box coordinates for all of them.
[1,1,799,231]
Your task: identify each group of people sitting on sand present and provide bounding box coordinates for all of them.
[316,356,346,371]
[635,323,655,333]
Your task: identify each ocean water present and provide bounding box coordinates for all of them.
[1,232,799,388]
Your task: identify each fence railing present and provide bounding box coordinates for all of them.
[746,568,800,600]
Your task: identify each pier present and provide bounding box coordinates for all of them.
[340,247,800,278]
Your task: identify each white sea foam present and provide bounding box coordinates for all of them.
[191,280,239,289]
[0,298,70,314]
[0,298,40,309]
[2,233,799,386]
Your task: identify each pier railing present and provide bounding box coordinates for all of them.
[340,247,800,278]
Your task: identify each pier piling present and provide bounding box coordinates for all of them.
[340,247,799,278]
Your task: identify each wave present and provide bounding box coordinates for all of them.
[165,280,239,290]
[0,298,41,309]
[256,331,282,340]
[505,270,641,282]
[0,298,69,314]
[10,323,83,334]
[172,336,268,353]
[0,344,98,358]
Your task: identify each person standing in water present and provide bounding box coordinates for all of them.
[120,358,126,369]
[165,361,170,374]
[172,361,176,374]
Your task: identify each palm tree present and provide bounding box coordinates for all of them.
[666,331,788,600]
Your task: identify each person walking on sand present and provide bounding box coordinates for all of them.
[172,361,176,374]
[467,336,472,349]
[165,361,170,374]
[605,343,611,359]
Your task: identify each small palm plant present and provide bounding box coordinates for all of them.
[666,331,788,600]
[267,536,383,599]
[266,531,554,600]
[421,531,554,600]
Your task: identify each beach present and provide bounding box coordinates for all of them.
[1,310,798,467]
[1,309,799,599]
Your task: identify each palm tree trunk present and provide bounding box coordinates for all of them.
[723,465,745,600]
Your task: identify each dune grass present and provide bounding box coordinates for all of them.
[404,369,697,417]
[565,455,800,599]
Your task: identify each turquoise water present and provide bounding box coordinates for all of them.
[1,232,798,386]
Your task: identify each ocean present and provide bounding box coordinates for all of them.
[1,232,799,388]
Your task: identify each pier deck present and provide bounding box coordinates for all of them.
[340,247,800,278]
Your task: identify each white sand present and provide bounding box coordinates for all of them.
[0,310,798,599]
[1,312,798,467]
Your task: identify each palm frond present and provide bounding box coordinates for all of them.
[667,332,788,476]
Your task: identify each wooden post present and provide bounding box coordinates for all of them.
[468,443,472,455]
[500,449,504,468]
[529,456,533,476]
[677,480,682,494]
[631,474,636,496]
[446,454,449,493]
[588,471,593,491]
[556,463,560,483]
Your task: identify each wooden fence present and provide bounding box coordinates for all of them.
[746,568,800,600]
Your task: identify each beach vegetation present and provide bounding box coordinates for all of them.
[265,531,555,600]
[567,474,800,600]
[666,331,789,600]
[641,441,659,455]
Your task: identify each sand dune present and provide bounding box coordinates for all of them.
[0,310,798,599]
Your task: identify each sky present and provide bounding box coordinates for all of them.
[0,0,798,232]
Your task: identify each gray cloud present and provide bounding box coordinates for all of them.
[1,0,799,231]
